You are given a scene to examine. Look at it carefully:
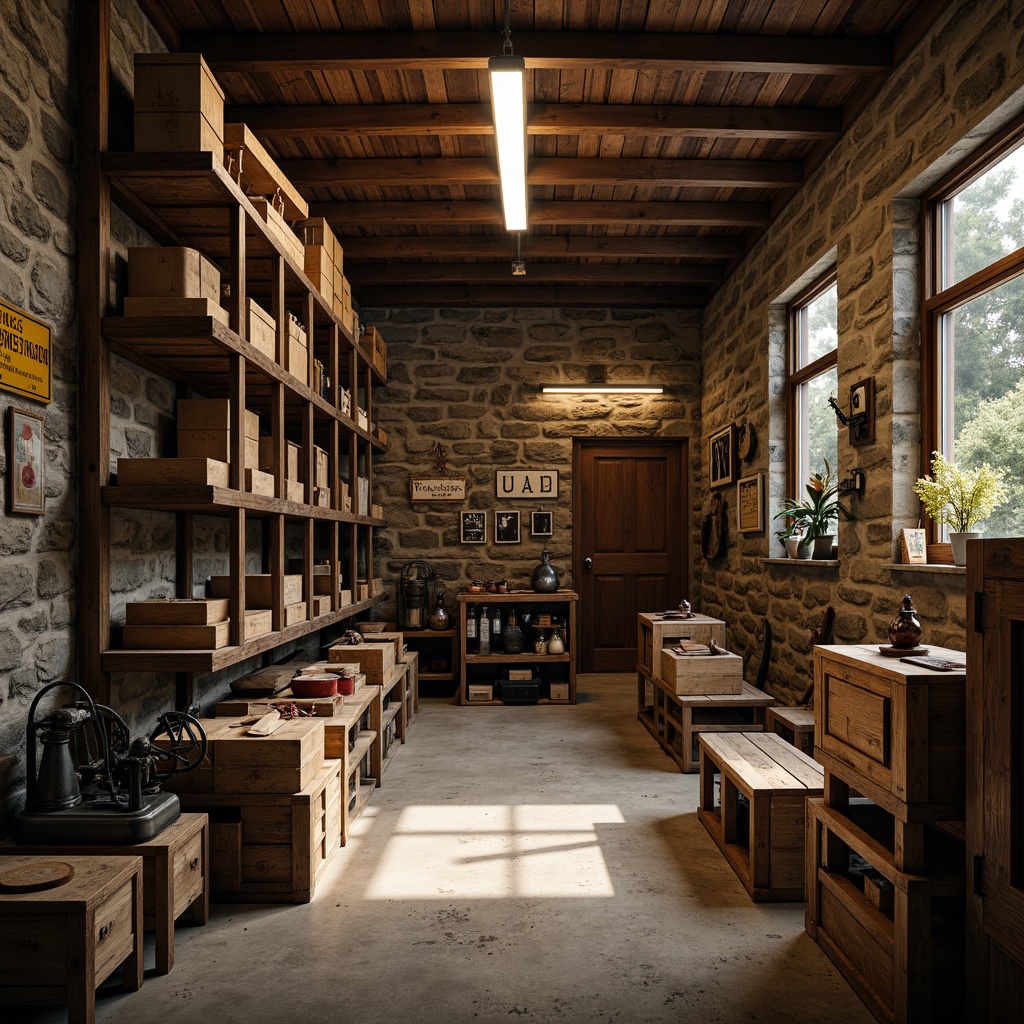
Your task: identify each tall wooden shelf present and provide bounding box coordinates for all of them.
[77,31,386,704]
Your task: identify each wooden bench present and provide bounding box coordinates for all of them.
[765,705,816,755]
[698,731,824,901]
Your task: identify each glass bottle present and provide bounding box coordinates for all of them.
[502,608,525,654]
[465,602,479,654]
[428,588,449,631]
[491,605,502,642]
[547,626,565,655]
[479,605,491,656]
[531,549,559,593]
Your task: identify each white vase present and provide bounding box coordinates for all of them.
[948,531,981,566]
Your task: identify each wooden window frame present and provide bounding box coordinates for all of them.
[921,113,1024,538]
[785,268,838,499]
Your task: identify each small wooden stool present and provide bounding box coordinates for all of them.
[766,705,816,755]
[698,731,824,901]
[0,854,143,1024]
[1,812,209,974]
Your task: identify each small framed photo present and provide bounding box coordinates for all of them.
[736,474,764,534]
[494,509,521,544]
[900,527,927,564]
[531,510,553,537]
[709,424,736,488]
[9,407,45,515]
[460,510,487,544]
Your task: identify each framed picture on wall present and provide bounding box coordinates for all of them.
[736,474,764,534]
[8,406,45,515]
[709,424,736,488]
[531,510,553,537]
[494,510,521,544]
[460,511,487,544]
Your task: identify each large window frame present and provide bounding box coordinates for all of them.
[922,115,1024,539]
[786,268,838,500]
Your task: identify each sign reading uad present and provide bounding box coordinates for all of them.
[497,470,559,500]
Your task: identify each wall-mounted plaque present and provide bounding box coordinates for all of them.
[409,477,467,501]
[496,470,558,500]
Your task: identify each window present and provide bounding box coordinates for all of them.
[787,271,838,502]
[924,122,1024,539]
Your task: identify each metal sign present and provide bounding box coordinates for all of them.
[0,298,51,403]
[496,470,559,499]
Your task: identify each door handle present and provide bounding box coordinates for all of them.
[583,557,593,570]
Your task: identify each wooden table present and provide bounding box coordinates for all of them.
[0,854,143,1024]
[698,731,824,901]
[1,812,208,975]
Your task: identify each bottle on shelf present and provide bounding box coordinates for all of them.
[490,605,502,645]
[479,605,491,656]
[548,626,565,655]
[502,608,524,654]
[465,602,479,654]
[429,588,450,631]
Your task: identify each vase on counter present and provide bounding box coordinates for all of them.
[888,594,923,649]
[502,608,525,654]
[531,550,559,593]
[428,589,449,630]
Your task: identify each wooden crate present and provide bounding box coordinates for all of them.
[123,295,228,325]
[133,52,224,135]
[223,122,307,220]
[284,601,307,627]
[247,298,276,358]
[125,598,229,626]
[660,646,743,694]
[287,333,309,386]
[177,760,341,903]
[117,457,228,488]
[637,612,727,675]
[328,641,395,684]
[249,196,304,267]
[245,467,275,496]
[128,246,221,301]
[698,731,824,901]
[122,620,230,650]
[814,644,966,822]
[177,428,230,462]
[258,437,302,480]
[209,573,303,608]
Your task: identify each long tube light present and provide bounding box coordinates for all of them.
[489,53,528,231]
[541,385,664,394]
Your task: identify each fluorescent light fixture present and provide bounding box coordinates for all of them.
[541,385,664,395]
[489,53,527,231]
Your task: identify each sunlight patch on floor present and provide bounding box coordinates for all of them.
[365,804,624,899]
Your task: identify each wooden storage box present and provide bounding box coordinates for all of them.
[549,682,570,701]
[117,456,230,489]
[360,631,403,658]
[249,196,304,267]
[814,644,966,819]
[121,619,230,651]
[258,437,302,481]
[123,295,228,325]
[245,467,275,496]
[177,428,230,462]
[287,333,309,386]
[300,216,342,271]
[125,598,229,626]
[360,325,387,376]
[638,612,727,675]
[128,246,221,302]
[209,573,303,608]
[284,601,307,628]
[176,759,341,903]
[660,646,742,695]
[328,641,395,684]
[314,446,329,488]
[176,400,258,437]
[223,122,307,220]
[134,51,224,133]
[246,298,276,358]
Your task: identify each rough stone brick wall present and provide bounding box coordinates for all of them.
[359,306,703,621]
[699,1,1024,703]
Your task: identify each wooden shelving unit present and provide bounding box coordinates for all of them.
[76,25,386,706]
[456,591,577,705]
[402,628,459,694]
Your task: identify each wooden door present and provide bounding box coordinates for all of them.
[967,538,1024,1022]
[573,439,687,672]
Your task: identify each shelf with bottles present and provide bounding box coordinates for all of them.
[456,591,577,706]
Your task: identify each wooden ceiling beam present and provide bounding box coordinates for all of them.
[185,31,892,75]
[341,236,744,259]
[279,156,802,188]
[310,199,770,227]
[355,284,707,307]
[227,102,842,140]
[346,263,725,285]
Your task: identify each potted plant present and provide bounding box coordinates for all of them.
[913,451,1007,565]
[773,460,853,559]
[775,520,811,559]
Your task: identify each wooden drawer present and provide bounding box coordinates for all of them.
[172,828,206,917]
[93,878,136,983]
[814,645,966,819]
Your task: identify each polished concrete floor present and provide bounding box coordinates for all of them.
[15,674,873,1023]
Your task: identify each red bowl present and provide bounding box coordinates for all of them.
[335,674,356,696]
[290,675,338,698]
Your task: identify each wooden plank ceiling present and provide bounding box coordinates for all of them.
[135,0,947,309]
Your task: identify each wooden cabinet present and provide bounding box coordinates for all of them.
[0,855,143,1024]
[456,592,578,704]
[806,643,967,1024]
[966,538,1024,1023]
[403,628,459,696]
[83,146,386,698]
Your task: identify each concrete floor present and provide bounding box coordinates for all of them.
[15,674,873,1024]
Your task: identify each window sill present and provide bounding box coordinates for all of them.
[888,562,966,575]
[762,557,839,567]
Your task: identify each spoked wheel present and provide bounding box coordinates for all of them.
[148,712,208,781]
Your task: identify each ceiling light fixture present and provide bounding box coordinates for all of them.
[489,0,527,232]
[541,385,665,394]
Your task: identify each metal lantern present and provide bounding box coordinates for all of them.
[398,560,436,631]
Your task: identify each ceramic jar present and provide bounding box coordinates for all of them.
[888,594,923,649]
[532,550,559,593]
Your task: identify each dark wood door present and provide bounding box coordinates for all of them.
[573,439,687,672]
[967,539,1024,1022]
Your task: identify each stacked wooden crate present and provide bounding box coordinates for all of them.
[360,325,388,377]
[258,437,304,502]
[134,52,224,155]
[122,598,231,650]
[166,717,341,903]
[124,245,224,324]
[209,574,304,632]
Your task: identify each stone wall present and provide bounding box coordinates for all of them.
[699,0,1024,703]
[358,306,702,621]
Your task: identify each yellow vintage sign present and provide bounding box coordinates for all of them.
[0,298,51,403]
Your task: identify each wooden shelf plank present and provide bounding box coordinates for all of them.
[465,653,571,663]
